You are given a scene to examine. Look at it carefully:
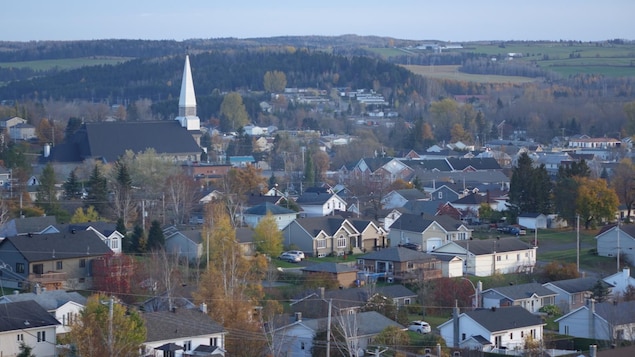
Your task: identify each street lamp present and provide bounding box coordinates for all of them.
[461,278,481,309]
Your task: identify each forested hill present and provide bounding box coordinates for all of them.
[0,49,436,104]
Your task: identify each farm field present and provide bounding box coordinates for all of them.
[402,64,537,84]
[0,57,130,71]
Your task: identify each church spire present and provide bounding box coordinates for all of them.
[175,55,200,130]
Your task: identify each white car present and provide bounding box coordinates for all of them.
[278,252,301,263]
[285,250,305,260]
[407,321,431,334]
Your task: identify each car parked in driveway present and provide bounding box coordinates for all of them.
[278,252,301,263]
[285,250,305,260]
[407,320,431,334]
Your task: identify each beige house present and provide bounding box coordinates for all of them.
[388,213,472,252]
[281,216,359,257]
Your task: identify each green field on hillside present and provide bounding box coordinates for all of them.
[0,57,131,71]
[403,64,538,84]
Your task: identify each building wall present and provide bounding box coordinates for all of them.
[143,333,225,357]
[0,326,57,357]
[597,231,635,265]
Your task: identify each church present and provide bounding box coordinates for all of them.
[43,55,203,165]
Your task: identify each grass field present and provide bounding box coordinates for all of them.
[0,57,131,71]
[402,64,538,84]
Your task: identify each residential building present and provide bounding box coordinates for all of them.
[381,188,428,210]
[295,191,347,217]
[0,300,59,357]
[480,282,557,313]
[518,213,548,230]
[438,306,544,352]
[0,230,112,290]
[142,305,226,357]
[357,246,442,283]
[595,224,635,266]
[281,216,358,257]
[163,226,203,263]
[388,213,472,252]
[432,238,536,277]
[0,216,58,237]
[301,262,359,288]
[556,300,635,342]
[243,201,297,230]
[603,268,635,296]
[543,277,613,314]
[58,222,124,254]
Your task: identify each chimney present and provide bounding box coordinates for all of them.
[199,303,208,314]
[588,298,596,339]
[33,283,42,295]
[43,143,51,158]
[294,312,302,322]
[319,287,325,299]
[589,344,597,357]
[452,300,460,348]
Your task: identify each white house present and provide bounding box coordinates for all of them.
[141,305,226,357]
[296,192,347,217]
[603,268,635,297]
[595,224,635,266]
[555,300,635,342]
[438,306,544,352]
[517,213,548,230]
[0,300,59,357]
[480,283,557,313]
[430,253,464,278]
[432,238,536,277]
[381,188,427,210]
[0,288,86,335]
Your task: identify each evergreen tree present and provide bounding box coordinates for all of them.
[16,342,35,357]
[63,169,82,200]
[65,117,83,137]
[591,280,610,303]
[147,220,164,251]
[35,163,60,215]
[554,160,591,225]
[115,218,131,252]
[509,153,552,215]
[303,148,315,188]
[87,164,109,216]
[130,225,146,254]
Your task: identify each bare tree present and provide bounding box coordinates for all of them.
[164,173,199,224]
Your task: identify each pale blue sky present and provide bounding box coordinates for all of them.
[3,1,633,42]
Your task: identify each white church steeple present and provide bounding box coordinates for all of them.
[175,55,200,131]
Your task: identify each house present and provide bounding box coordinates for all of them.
[235,227,257,257]
[595,224,635,266]
[243,201,297,230]
[163,226,203,263]
[438,306,544,352]
[142,284,197,313]
[517,213,548,230]
[0,116,27,130]
[0,230,113,290]
[291,285,417,318]
[543,277,613,314]
[0,300,60,357]
[358,246,442,283]
[603,268,635,296]
[428,184,461,202]
[432,238,536,277]
[9,123,37,141]
[348,218,387,253]
[381,188,428,209]
[301,262,359,288]
[59,222,124,254]
[281,216,359,257]
[430,253,464,278]
[141,305,226,357]
[0,287,86,335]
[273,311,404,357]
[388,213,472,252]
[555,300,635,342]
[0,215,58,237]
[349,157,414,187]
[480,282,557,313]
[295,191,347,217]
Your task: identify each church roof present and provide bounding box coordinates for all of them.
[179,55,197,109]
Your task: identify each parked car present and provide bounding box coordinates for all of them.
[278,252,301,263]
[407,320,431,334]
[285,250,305,260]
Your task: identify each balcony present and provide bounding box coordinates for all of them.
[29,272,67,288]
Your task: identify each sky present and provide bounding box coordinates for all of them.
[3,1,634,42]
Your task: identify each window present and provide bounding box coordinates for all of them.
[496,256,501,261]
[33,264,43,274]
[337,235,347,248]
[404,298,411,305]
[317,238,326,249]
[37,331,46,342]
[517,254,520,261]
[462,333,466,340]
[407,262,414,270]
[111,239,119,249]
[438,191,443,199]
[15,263,24,273]
[521,331,524,338]
[56,261,63,270]
[458,232,467,240]
[564,326,569,335]
[183,340,192,351]
[210,337,218,346]
[506,254,509,260]
[301,341,306,350]
[494,335,501,347]
[17,333,23,341]
[79,259,86,268]
[509,332,513,339]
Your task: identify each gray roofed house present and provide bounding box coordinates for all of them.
[388,213,472,252]
[0,300,60,357]
[243,201,297,230]
[0,230,112,290]
[555,300,635,341]
[432,238,536,277]
[234,227,257,257]
[274,310,404,357]
[0,289,87,334]
[446,157,502,171]
[543,277,613,313]
[0,215,59,237]
[296,191,347,217]
[45,120,201,164]
[359,246,442,282]
[164,227,204,263]
[480,282,557,313]
[381,188,428,209]
[57,221,124,254]
[281,216,358,257]
[142,306,226,356]
[291,285,417,318]
[438,306,544,351]
[301,262,359,287]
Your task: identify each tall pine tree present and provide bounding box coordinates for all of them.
[87,164,109,216]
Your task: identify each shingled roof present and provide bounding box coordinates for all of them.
[390,213,465,232]
[294,216,350,236]
[143,308,225,343]
[452,238,533,255]
[0,300,60,332]
[484,282,557,300]
[0,230,111,262]
[244,201,295,215]
[360,246,437,262]
[463,306,543,332]
[47,121,200,163]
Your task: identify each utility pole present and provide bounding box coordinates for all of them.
[326,298,332,357]
[617,221,621,272]
[576,214,580,274]
[108,297,114,356]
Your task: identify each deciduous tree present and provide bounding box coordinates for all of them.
[254,213,283,258]
[575,177,619,229]
[610,158,635,222]
[220,92,249,132]
[69,294,146,357]
[70,206,101,223]
[263,70,287,93]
